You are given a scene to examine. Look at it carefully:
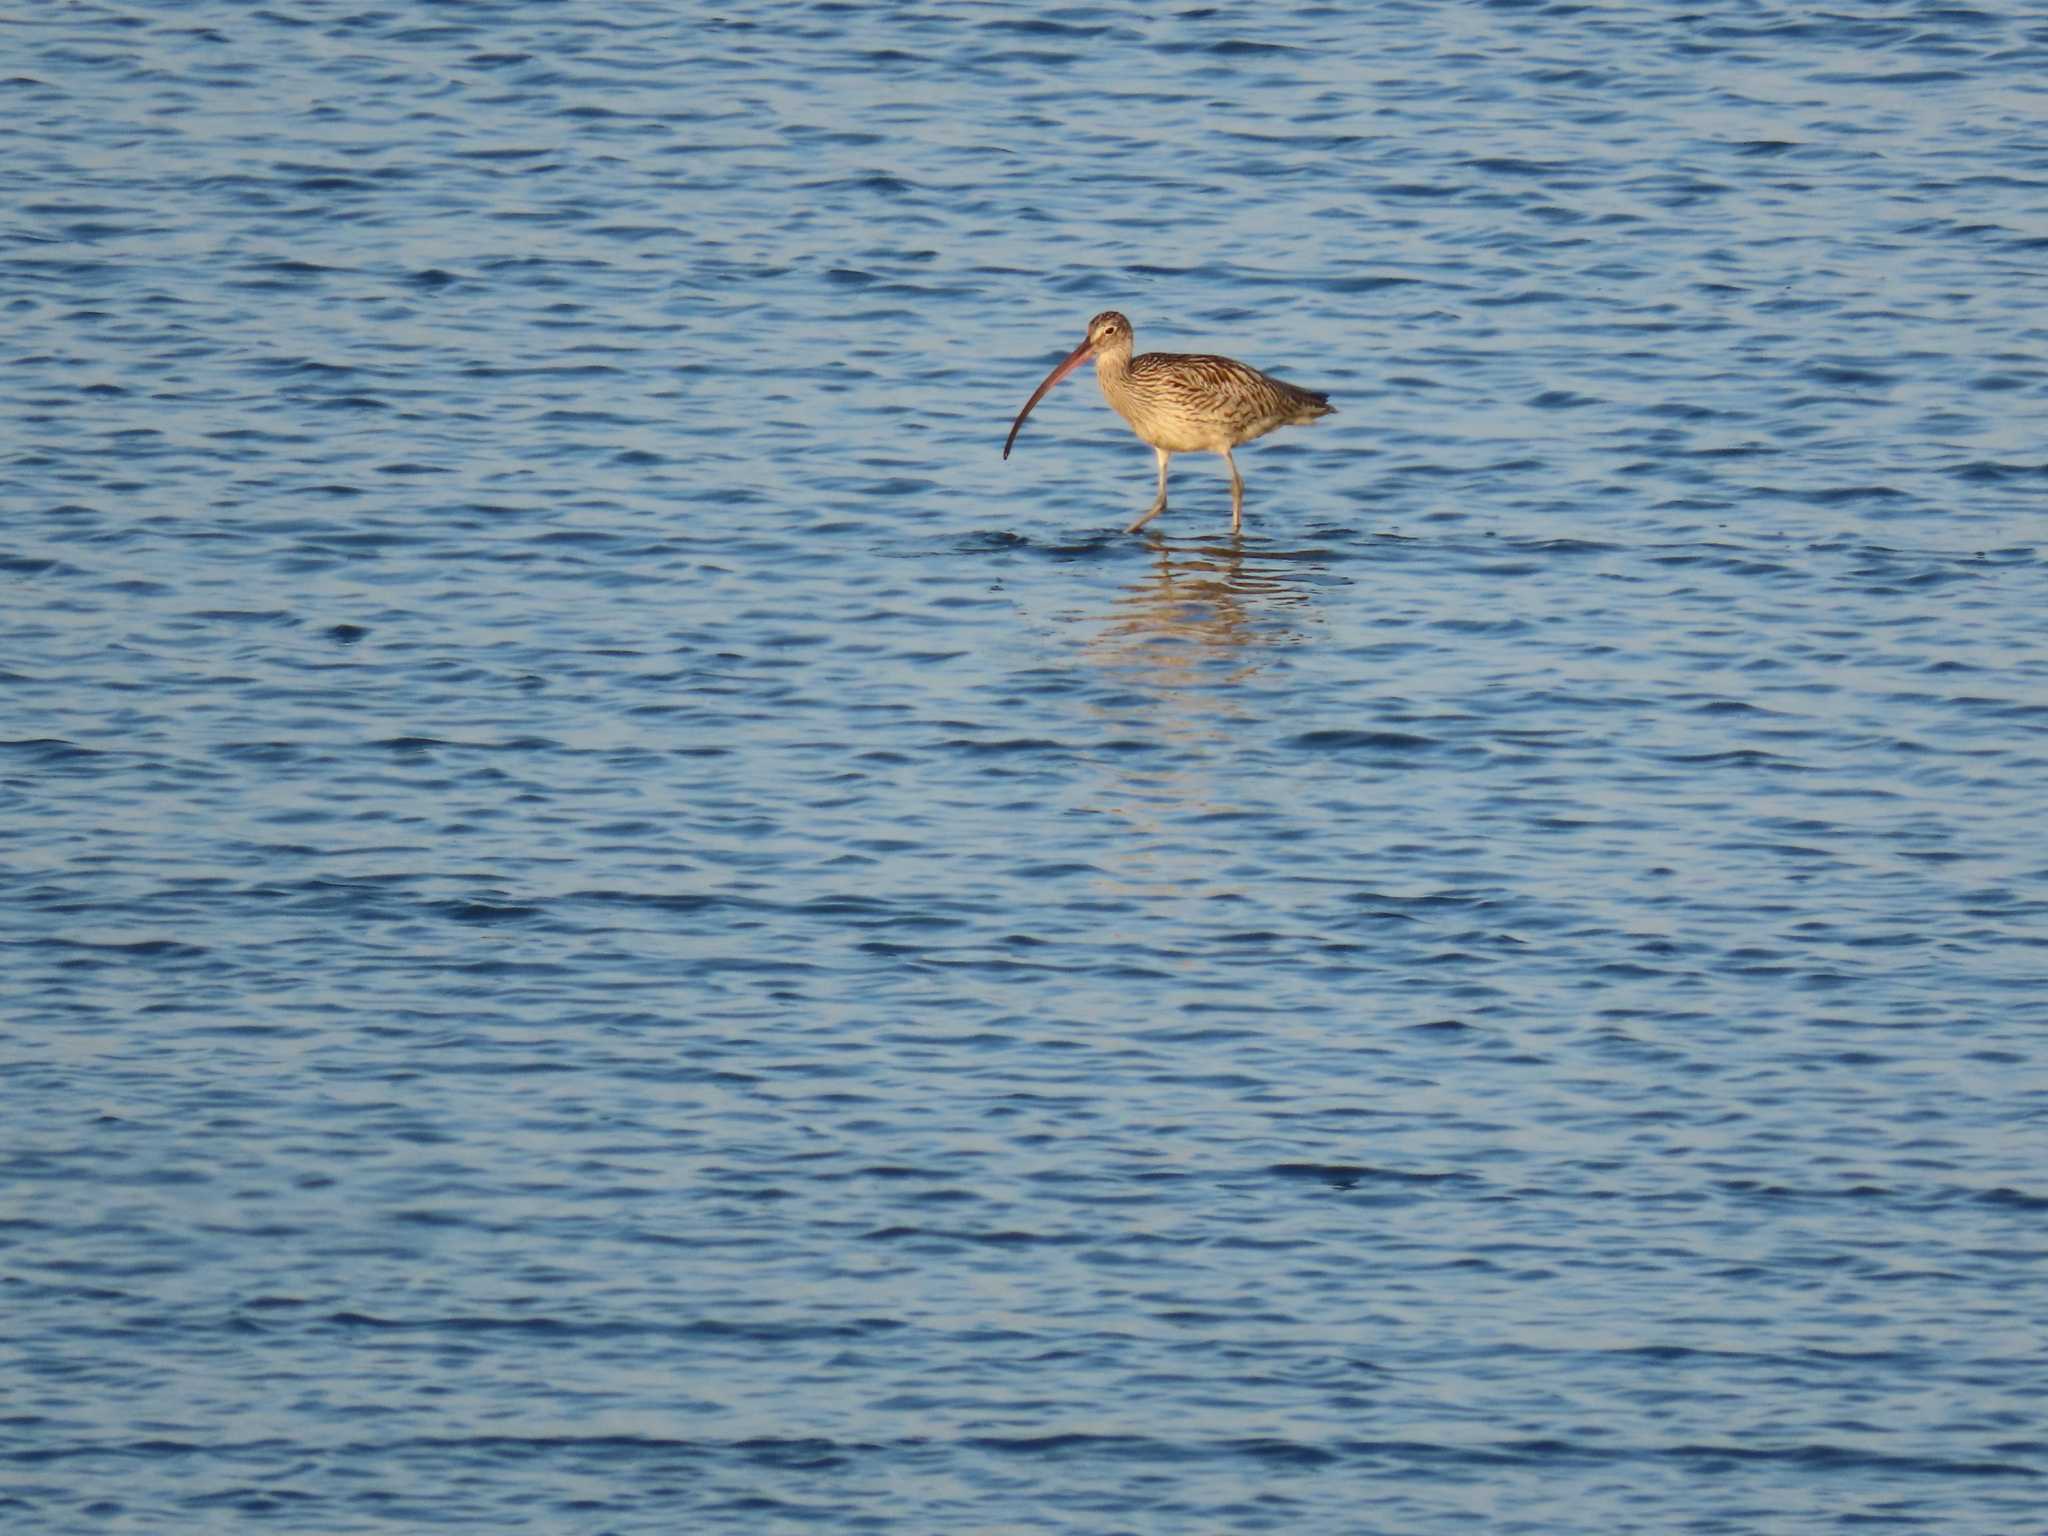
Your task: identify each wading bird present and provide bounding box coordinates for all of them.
[1003,311,1334,535]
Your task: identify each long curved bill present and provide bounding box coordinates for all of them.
[1002,337,1096,459]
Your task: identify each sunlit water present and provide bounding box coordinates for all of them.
[4,4,2046,1533]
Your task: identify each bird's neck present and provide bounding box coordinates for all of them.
[1093,347,1131,393]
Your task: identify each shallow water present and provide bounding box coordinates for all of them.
[4,3,2047,1532]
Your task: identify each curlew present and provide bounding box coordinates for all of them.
[1003,311,1334,535]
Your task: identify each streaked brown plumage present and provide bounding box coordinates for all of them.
[1003,311,1335,534]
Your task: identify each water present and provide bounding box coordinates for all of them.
[5,3,2047,1532]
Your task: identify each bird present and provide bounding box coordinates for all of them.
[1003,311,1334,535]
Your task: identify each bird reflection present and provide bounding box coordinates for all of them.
[1079,531,1325,697]
[1069,530,1331,903]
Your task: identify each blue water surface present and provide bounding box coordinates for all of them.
[4,3,2047,1532]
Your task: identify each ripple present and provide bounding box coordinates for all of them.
[3,2,2045,1533]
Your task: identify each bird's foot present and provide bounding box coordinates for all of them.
[1126,499,1168,535]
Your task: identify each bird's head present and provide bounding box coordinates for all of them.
[1003,311,1136,459]
[1084,311,1133,358]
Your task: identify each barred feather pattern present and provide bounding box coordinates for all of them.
[1087,316,1334,456]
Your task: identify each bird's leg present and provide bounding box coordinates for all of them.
[1222,449,1245,534]
[1126,447,1171,534]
